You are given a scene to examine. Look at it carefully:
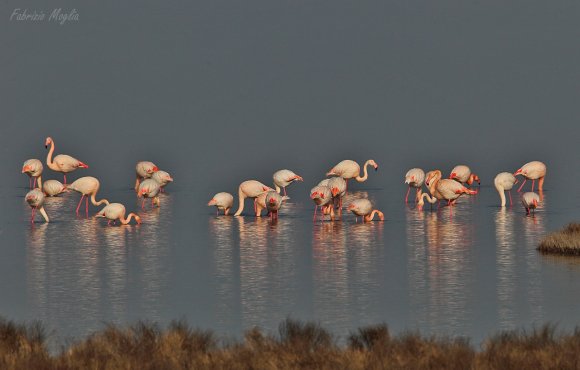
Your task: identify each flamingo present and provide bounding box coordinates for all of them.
[514,161,546,192]
[208,192,234,216]
[265,191,289,220]
[404,168,425,203]
[328,176,347,214]
[135,161,159,190]
[42,179,67,197]
[449,165,480,187]
[273,169,303,196]
[68,176,110,215]
[494,172,518,207]
[317,179,330,187]
[326,159,378,190]
[96,203,141,225]
[254,192,268,217]
[310,185,333,221]
[25,189,49,223]
[45,137,88,185]
[152,170,173,192]
[233,180,274,216]
[422,170,477,211]
[348,199,384,222]
[522,192,540,215]
[22,159,43,189]
[137,179,161,209]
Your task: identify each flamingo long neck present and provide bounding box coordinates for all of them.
[274,184,281,194]
[417,192,437,208]
[364,210,384,222]
[90,189,110,206]
[120,213,138,225]
[234,186,246,216]
[355,161,371,182]
[427,172,441,196]
[38,206,49,222]
[46,141,58,170]
[495,183,506,207]
[36,175,43,189]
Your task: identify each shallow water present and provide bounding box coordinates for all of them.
[1,177,579,350]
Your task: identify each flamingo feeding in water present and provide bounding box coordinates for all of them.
[273,169,303,196]
[265,191,289,220]
[233,180,274,216]
[96,203,141,225]
[25,189,49,223]
[137,179,161,209]
[404,168,425,203]
[522,192,540,215]
[328,176,347,214]
[208,192,234,215]
[348,199,384,222]
[494,172,518,207]
[45,137,88,185]
[449,165,480,187]
[68,176,110,215]
[135,161,159,191]
[22,159,43,189]
[514,161,546,192]
[420,170,477,212]
[42,179,67,197]
[152,170,173,192]
[326,159,378,190]
[310,185,333,221]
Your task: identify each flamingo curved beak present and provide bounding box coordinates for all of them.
[449,173,457,179]
[22,166,31,173]
[374,165,378,171]
[514,169,522,176]
[207,199,216,206]
[135,216,142,225]
[310,192,318,199]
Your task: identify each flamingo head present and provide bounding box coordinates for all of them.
[331,187,340,197]
[425,170,441,187]
[469,174,481,185]
[147,166,159,174]
[268,197,277,205]
[207,198,217,206]
[26,193,36,202]
[369,160,378,171]
[532,199,538,207]
[138,188,149,197]
[22,165,32,173]
[449,172,457,180]
[135,215,142,225]
[348,203,358,211]
[514,168,523,176]
[44,137,52,148]
[294,175,304,182]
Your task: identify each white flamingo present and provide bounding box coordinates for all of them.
[152,170,173,192]
[273,169,303,196]
[22,159,43,189]
[328,176,347,214]
[135,161,159,190]
[234,180,274,216]
[514,161,546,192]
[494,172,518,207]
[45,137,88,185]
[404,168,425,203]
[68,176,110,215]
[137,179,161,209]
[96,203,141,225]
[522,192,540,215]
[208,192,234,215]
[449,165,480,186]
[326,159,378,190]
[348,199,384,222]
[310,185,333,221]
[265,191,289,220]
[42,179,67,197]
[25,189,49,223]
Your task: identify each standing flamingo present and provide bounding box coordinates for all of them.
[449,165,480,187]
[68,176,110,215]
[135,161,159,190]
[42,179,67,197]
[22,159,43,189]
[45,137,88,185]
[208,192,234,215]
[96,203,141,225]
[423,170,477,212]
[137,179,161,209]
[514,161,546,192]
[348,199,384,222]
[25,189,49,223]
[494,172,518,207]
[273,169,303,196]
[310,185,333,221]
[152,170,173,192]
[328,176,347,214]
[265,191,289,220]
[404,168,425,203]
[522,192,540,215]
[326,159,378,190]
[233,180,274,216]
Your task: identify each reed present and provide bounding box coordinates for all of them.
[3,317,580,369]
[538,223,580,256]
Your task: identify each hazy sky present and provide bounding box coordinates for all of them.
[2,0,579,197]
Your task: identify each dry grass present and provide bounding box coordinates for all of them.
[538,223,580,256]
[3,317,580,369]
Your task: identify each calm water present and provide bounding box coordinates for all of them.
[1,174,579,350]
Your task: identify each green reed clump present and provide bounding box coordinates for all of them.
[538,223,580,255]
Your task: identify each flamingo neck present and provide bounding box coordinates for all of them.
[90,191,110,207]
[364,210,384,222]
[120,213,137,225]
[495,183,506,207]
[417,192,437,208]
[39,206,49,222]
[46,141,57,170]
[355,160,370,182]
[274,184,281,194]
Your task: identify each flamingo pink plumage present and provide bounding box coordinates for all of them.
[25,189,49,223]
[68,176,110,216]
[45,137,88,185]
[137,179,161,209]
[348,199,384,222]
[234,180,274,216]
[494,172,517,207]
[326,159,378,190]
[422,170,477,212]
[273,169,303,196]
[208,192,234,215]
[135,161,159,191]
[96,203,141,225]
[514,161,546,192]
[449,165,480,187]
[22,159,43,189]
[521,192,540,215]
[404,168,425,203]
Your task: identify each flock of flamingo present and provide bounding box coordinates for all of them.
[21,137,547,225]
[22,137,173,225]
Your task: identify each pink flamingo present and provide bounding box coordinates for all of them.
[45,137,88,185]
[68,176,110,216]
[137,179,161,209]
[494,172,518,207]
[326,159,378,190]
[522,192,540,215]
[234,180,274,216]
[42,179,67,197]
[151,170,173,193]
[265,191,289,220]
[22,159,43,189]
[348,199,384,222]
[449,165,480,187]
[25,189,49,223]
[420,170,477,213]
[135,161,159,190]
[208,192,234,215]
[514,161,546,192]
[273,169,303,196]
[404,168,425,203]
[328,177,347,214]
[310,185,333,221]
[96,203,141,225]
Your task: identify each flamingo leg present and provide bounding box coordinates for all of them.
[33,177,37,189]
[29,177,32,189]
[531,179,535,192]
[284,188,287,196]
[508,190,513,206]
[76,195,85,214]
[142,199,145,210]
[313,205,317,221]
[108,220,112,226]
[86,197,89,217]
[63,174,67,185]
[405,187,410,203]
[31,207,36,223]
[517,179,527,192]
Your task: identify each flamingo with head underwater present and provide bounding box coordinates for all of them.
[404,168,425,203]
[67,176,110,216]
